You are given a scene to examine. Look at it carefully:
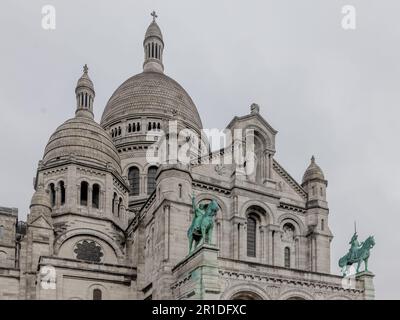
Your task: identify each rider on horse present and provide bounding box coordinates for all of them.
[348,232,363,261]
[189,192,205,236]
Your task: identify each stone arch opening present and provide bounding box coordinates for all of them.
[231,291,263,300]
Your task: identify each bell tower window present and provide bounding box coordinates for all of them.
[80,181,88,206]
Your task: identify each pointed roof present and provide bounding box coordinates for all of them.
[75,64,94,93]
[302,155,325,183]
[30,185,51,210]
[145,21,163,42]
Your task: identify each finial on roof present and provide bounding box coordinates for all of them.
[151,10,158,22]
[250,103,260,114]
[143,11,164,73]
[83,64,88,74]
[311,155,315,163]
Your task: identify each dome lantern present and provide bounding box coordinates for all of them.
[75,64,95,119]
[143,11,164,73]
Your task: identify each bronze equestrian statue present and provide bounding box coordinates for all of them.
[187,193,219,253]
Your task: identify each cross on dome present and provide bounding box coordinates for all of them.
[151,10,158,22]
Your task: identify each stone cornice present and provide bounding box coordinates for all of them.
[273,160,307,200]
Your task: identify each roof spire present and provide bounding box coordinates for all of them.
[311,155,315,163]
[75,64,95,119]
[143,11,164,73]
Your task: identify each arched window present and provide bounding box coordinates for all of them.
[137,122,141,131]
[153,122,156,130]
[49,183,56,207]
[178,184,182,198]
[132,123,136,132]
[59,181,66,206]
[118,198,122,217]
[321,219,325,231]
[247,217,256,257]
[148,122,152,131]
[80,181,88,206]
[147,166,158,195]
[93,289,102,300]
[112,192,117,215]
[128,167,140,196]
[284,247,291,268]
[157,122,161,130]
[118,127,121,136]
[128,123,131,133]
[92,184,100,209]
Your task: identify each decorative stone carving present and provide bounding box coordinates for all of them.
[74,240,104,263]
[282,224,295,242]
[215,164,227,176]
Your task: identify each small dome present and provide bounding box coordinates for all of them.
[43,116,122,174]
[30,185,51,210]
[302,156,325,183]
[76,64,94,94]
[145,21,163,42]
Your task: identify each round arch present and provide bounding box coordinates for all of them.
[221,283,269,300]
[244,124,272,148]
[327,294,353,300]
[54,228,125,261]
[277,213,307,236]
[240,199,274,225]
[122,161,144,175]
[279,289,314,300]
[87,283,109,300]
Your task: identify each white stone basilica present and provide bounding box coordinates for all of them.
[0,15,374,300]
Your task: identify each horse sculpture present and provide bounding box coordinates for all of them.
[338,234,375,276]
[187,194,219,253]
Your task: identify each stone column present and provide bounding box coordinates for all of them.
[76,184,81,207]
[163,204,170,262]
[269,154,273,179]
[55,186,60,208]
[295,237,300,268]
[232,221,239,260]
[140,174,146,195]
[260,226,268,264]
[88,185,92,213]
[101,190,106,212]
[238,222,246,260]
[267,225,280,265]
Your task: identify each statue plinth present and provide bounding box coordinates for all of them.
[356,271,375,300]
[171,244,220,300]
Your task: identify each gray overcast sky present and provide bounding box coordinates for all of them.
[0,0,399,299]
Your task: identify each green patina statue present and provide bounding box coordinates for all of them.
[339,231,375,276]
[187,192,219,253]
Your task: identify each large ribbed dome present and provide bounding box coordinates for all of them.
[100,71,203,132]
[43,116,122,174]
